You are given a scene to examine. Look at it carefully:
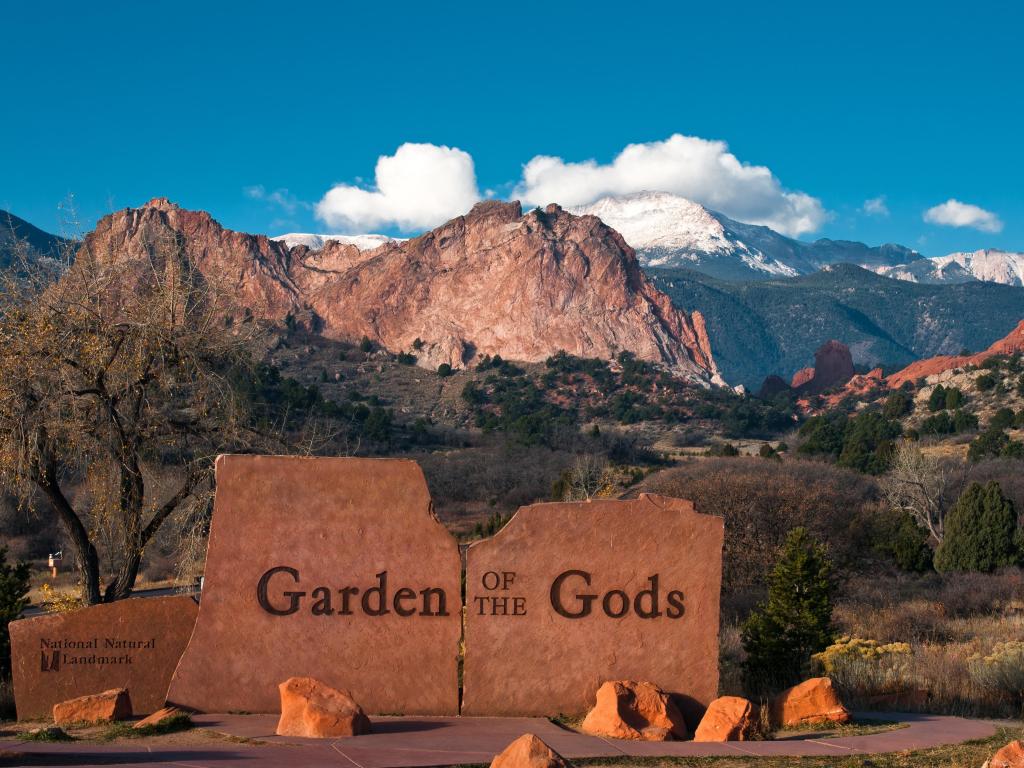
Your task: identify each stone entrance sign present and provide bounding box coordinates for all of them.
[167,455,461,715]
[10,595,198,720]
[462,494,723,723]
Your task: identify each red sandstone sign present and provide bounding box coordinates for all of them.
[166,455,461,715]
[9,595,198,720]
[462,495,724,722]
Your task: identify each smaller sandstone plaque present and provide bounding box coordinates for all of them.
[10,595,199,720]
[463,494,724,723]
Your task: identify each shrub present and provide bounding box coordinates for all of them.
[436,363,453,377]
[707,442,739,457]
[945,387,965,410]
[358,335,373,353]
[813,636,912,703]
[759,443,780,460]
[0,546,30,677]
[396,351,417,365]
[884,513,934,573]
[968,641,1024,713]
[742,527,835,694]
[990,407,1016,430]
[934,482,1020,573]
[927,384,947,412]
[976,373,997,392]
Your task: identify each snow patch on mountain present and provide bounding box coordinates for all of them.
[272,233,400,251]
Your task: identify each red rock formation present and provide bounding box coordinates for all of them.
[790,367,815,390]
[79,199,721,384]
[887,319,1024,387]
[793,340,856,394]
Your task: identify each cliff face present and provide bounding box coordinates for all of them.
[80,198,721,384]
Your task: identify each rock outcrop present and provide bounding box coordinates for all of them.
[53,688,132,725]
[887,319,1024,387]
[793,341,855,394]
[580,680,688,741]
[985,740,1024,768]
[769,678,850,727]
[693,696,760,742]
[275,677,371,738]
[490,733,572,768]
[79,199,721,384]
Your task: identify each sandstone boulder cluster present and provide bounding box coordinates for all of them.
[81,198,721,383]
[580,680,688,741]
[579,677,849,744]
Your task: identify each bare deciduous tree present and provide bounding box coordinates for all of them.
[0,227,270,603]
[558,454,610,501]
[880,440,960,544]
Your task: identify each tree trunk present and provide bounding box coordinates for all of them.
[35,478,102,605]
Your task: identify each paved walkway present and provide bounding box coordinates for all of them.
[0,711,1003,768]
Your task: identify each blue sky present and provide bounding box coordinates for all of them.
[2,1,1021,256]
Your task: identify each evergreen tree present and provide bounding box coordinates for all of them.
[0,546,30,678]
[742,528,835,694]
[934,482,1021,572]
[887,513,934,573]
[928,384,947,412]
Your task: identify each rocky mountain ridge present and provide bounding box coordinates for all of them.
[79,198,721,384]
[876,249,1024,287]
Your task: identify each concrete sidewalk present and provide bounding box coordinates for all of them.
[0,711,1004,768]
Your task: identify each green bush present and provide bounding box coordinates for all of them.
[927,384,947,412]
[0,546,30,678]
[877,513,933,573]
[934,482,1021,573]
[883,390,913,419]
[968,428,1024,462]
[358,335,374,353]
[742,528,835,693]
[836,412,902,475]
[976,373,997,392]
[436,363,453,377]
[990,407,1016,430]
[945,387,965,410]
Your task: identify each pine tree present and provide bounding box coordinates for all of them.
[741,528,835,694]
[0,546,30,678]
[934,482,1021,572]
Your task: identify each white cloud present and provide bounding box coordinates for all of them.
[244,185,307,215]
[862,196,889,217]
[315,143,481,232]
[512,134,828,237]
[923,199,1003,233]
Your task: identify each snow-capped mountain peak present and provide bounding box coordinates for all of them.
[570,191,921,281]
[271,233,400,251]
[571,192,799,279]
